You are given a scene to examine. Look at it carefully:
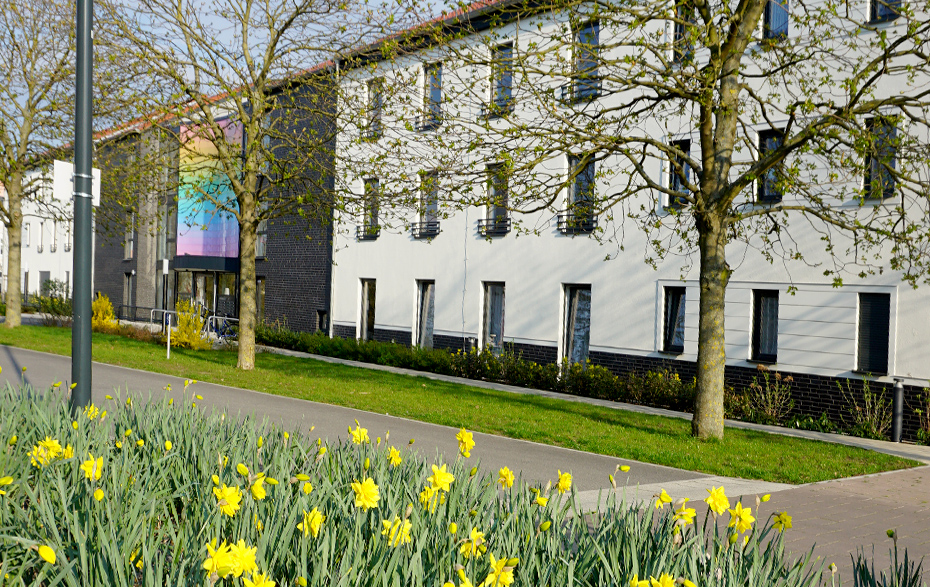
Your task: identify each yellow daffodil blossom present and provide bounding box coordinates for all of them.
[124,429,132,437]
[94,488,104,501]
[62,444,73,459]
[243,573,276,587]
[428,464,455,492]
[673,498,696,526]
[265,477,278,485]
[349,420,369,444]
[649,574,675,587]
[351,477,380,510]
[773,511,793,533]
[80,454,103,481]
[164,441,172,451]
[237,463,250,476]
[498,467,515,489]
[251,474,267,500]
[727,502,755,534]
[655,489,673,510]
[629,575,650,587]
[302,482,313,495]
[761,494,771,502]
[115,441,122,449]
[620,465,630,472]
[72,421,78,430]
[535,496,549,507]
[483,553,515,587]
[298,577,307,587]
[459,527,485,559]
[682,580,697,587]
[213,484,243,517]
[0,476,13,496]
[83,404,99,420]
[456,428,475,458]
[381,516,413,547]
[449,522,457,535]
[37,545,56,564]
[53,381,62,388]
[8,435,16,446]
[203,540,236,578]
[705,486,730,515]
[130,548,144,569]
[228,540,258,578]
[557,470,572,494]
[457,569,476,587]
[298,508,325,538]
[388,446,402,467]
[136,439,144,447]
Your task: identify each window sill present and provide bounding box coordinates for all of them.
[852,369,889,377]
[865,14,900,26]
[747,357,778,366]
[659,349,684,356]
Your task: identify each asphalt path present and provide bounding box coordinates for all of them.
[0,344,722,495]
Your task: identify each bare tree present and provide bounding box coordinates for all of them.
[102,0,427,369]
[349,0,930,437]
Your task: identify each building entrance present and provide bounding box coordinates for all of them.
[175,270,238,317]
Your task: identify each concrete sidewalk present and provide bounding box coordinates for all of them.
[4,344,928,582]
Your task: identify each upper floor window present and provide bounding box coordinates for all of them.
[560,155,597,233]
[574,21,600,98]
[50,221,58,253]
[124,213,134,259]
[23,223,30,248]
[757,129,784,203]
[357,178,380,240]
[865,117,897,199]
[869,0,901,23]
[65,222,72,252]
[667,139,691,209]
[673,4,695,64]
[38,221,45,253]
[413,171,440,238]
[492,43,514,108]
[364,78,383,139]
[763,0,789,39]
[479,163,511,236]
[419,62,442,131]
[256,201,269,257]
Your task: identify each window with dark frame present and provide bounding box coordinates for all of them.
[569,154,596,215]
[363,178,379,236]
[482,282,505,356]
[421,171,439,223]
[360,279,376,341]
[24,223,30,248]
[663,286,686,353]
[869,0,901,22]
[574,21,599,98]
[417,280,435,349]
[256,217,268,258]
[366,78,383,138]
[857,292,890,374]
[673,3,695,64]
[256,277,265,325]
[757,129,785,203]
[564,285,592,364]
[865,117,897,200]
[51,221,58,253]
[492,43,514,108]
[667,139,691,208]
[763,0,789,39]
[124,213,135,259]
[751,290,779,362]
[65,222,72,252]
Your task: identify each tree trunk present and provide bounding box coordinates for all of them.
[692,214,729,439]
[237,207,257,371]
[5,178,23,328]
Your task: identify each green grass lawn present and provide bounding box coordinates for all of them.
[0,324,919,484]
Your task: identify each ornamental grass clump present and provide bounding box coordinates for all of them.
[0,381,900,586]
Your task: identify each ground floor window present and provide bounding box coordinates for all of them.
[663,286,686,353]
[564,284,592,364]
[752,290,779,363]
[482,282,505,355]
[256,277,266,325]
[417,280,435,349]
[360,279,376,341]
[857,292,890,374]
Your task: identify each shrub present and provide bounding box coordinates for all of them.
[173,299,212,350]
[0,382,884,585]
[91,294,118,333]
[746,365,795,425]
[840,378,892,440]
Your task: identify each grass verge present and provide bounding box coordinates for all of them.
[0,324,919,484]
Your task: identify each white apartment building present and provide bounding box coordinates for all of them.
[330,0,930,425]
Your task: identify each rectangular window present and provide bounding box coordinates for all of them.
[416,280,435,349]
[857,293,890,373]
[23,223,29,248]
[363,178,379,236]
[65,271,70,298]
[667,139,691,208]
[757,129,784,203]
[360,279,376,341]
[751,290,779,362]
[38,222,44,253]
[492,43,514,107]
[564,285,592,364]
[420,171,439,223]
[488,163,508,221]
[673,4,695,63]
[316,309,329,333]
[763,0,789,39]
[255,202,269,258]
[663,286,686,353]
[569,154,596,215]
[39,271,51,295]
[574,21,599,98]
[865,117,897,199]
[124,213,135,260]
[23,271,29,299]
[123,272,134,309]
[870,0,901,22]
[65,222,72,252]
[256,277,266,325]
[51,221,58,253]
[367,78,383,138]
[423,62,442,127]
[482,282,505,355]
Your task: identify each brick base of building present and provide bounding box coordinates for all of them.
[331,324,926,442]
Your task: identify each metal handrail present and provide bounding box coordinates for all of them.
[150,308,178,329]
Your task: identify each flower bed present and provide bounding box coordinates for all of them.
[0,381,907,586]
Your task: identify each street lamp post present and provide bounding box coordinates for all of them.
[70,0,93,414]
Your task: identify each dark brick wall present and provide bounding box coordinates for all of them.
[333,324,355,340]
[94,134,139,310]
[506,342,558,365]
[370,328,410,345]
[434,334,471,352]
